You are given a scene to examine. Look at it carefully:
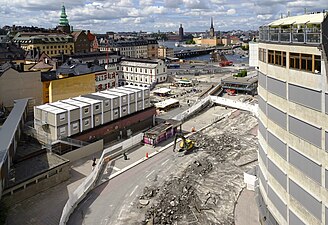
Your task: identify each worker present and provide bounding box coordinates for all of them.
[91,157,97,170]
[123,152,128,160]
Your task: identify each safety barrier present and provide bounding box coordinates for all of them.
[59,133,143,225]
[210,96,258,117]
[173,96,212,122]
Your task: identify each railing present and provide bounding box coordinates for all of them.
[59,133,143,225]
[210,96,258,117]
[172,96,212,122]
[259,27,321,44]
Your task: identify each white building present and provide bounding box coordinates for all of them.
[257,12,328,225]
[118,58,167,87]
[249,42,259,68]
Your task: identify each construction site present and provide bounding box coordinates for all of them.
[113,109,258,225]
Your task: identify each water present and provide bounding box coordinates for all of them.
[159,41,249,64]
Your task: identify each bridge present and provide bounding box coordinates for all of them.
[174,46,231,58]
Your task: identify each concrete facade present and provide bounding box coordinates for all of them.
[257,13,328,225]
[0,68,42,108]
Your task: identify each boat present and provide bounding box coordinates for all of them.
[175,42,180,47]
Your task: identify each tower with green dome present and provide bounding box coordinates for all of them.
[57,4,71,33]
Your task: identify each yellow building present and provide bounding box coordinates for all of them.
[193,37,220,46]
[49,74,95,102]
[158,46,174,59]
[13,32,75,57]
[41,61,106,103]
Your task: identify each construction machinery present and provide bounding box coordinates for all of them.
[173,133,195,153]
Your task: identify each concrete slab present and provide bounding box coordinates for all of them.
[234,189,260,225]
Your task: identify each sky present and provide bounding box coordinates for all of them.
[0,0,326,33]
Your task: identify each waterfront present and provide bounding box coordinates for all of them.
[160,41,249,64]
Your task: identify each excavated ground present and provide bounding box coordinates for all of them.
[123,110,258,225]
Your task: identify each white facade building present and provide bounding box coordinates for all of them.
[118,58,167,87]
[249,42,259,68]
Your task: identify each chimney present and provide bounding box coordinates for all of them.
[287,11,291,17]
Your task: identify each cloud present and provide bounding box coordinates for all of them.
[0,0,326,32]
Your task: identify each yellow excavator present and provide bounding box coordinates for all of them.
[173,133,195,153]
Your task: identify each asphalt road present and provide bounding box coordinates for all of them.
[67,144,187,225]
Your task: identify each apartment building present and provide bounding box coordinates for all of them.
[100,39,158,59]
[256,12,328,225]
[13,32,74,57]
[118,58,167,87]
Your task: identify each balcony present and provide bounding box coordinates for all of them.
[259,25,321,45]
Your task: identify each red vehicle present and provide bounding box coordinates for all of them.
[219,60,233,67]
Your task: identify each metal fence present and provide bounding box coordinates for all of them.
[59,133,143,225]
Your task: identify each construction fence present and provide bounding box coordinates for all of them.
[59,133,144,225]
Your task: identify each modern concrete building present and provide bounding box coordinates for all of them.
[118,58,167,87]
[34,86,151,142]
[257,12,328,225]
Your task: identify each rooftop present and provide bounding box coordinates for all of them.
[155,98,179,109]
[145,119,181,136]
[267,12,325,26]
[35,104,66,114]
[0,99,29,168]
[61,99,90,107]
[5,152,69,189]
[222,76,258,85]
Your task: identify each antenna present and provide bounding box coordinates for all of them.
[304,8,307,14]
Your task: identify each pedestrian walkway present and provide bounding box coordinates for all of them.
[234,188,260,225]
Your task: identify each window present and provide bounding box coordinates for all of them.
[84,108,89,114]
[114,110,118,115]
[95,104,100,111]
[73,122,78,130]
[314,55,321,73]
[59,114,65,121]
[95,117,100,123]
[123,107,127,113]
[59,127,66,135]
[105,100,110,107]
[290,53,320,73]
[84,119,90,126]
[268,50,286,67]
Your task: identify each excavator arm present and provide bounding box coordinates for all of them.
[173,133,187,152]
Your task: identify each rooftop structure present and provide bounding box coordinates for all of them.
[259,12,326,45]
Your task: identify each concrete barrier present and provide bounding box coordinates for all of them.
[62,140,104,162]
[210,96,258,117]
[59,133,143,225]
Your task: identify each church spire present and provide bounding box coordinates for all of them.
[210,17,214,29]
[59,4,69,26]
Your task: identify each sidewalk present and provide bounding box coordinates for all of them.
[234,188,260,225]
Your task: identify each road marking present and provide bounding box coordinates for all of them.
[146,170,155,178]
[130,185,139,196]
[161,159,170,166]
[112,166,121,171]
[118,208,124,218]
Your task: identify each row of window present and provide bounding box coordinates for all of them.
[95,73,116,81]
[259,48,321,74]
[42,44,73,50]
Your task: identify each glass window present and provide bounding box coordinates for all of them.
[73,122,78,130]
[84,119,90,126]
[95,104,100,111]
[84,108,89,114]
[59,114,65,121]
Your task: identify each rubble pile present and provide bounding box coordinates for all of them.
[133,112,258,225]
[140,159,213,225]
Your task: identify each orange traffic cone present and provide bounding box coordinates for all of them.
[146,152,149,159]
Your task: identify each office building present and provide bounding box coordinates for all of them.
[256,12,328,225]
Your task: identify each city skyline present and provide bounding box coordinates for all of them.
[1,0,327,33]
